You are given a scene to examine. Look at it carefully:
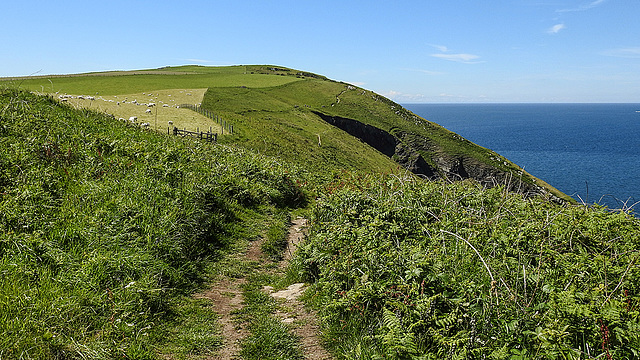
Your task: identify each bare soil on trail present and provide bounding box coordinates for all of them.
[268,218,332,360]
[195,217,332,360]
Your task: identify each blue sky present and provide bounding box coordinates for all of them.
[2,0,639,103]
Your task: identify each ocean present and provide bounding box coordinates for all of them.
[403,103,640,211]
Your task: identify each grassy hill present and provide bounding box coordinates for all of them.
[2,66,638,359]
[5,65,568,200]
[199,66,568,200]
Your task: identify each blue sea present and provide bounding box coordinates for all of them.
[403,103,640,211]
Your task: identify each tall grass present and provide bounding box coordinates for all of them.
[0,87,307,359]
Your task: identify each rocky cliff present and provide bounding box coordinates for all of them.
[313,111,549,198]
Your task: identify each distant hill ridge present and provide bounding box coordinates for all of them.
[1,64,569,201]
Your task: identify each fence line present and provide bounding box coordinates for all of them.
[168,126,218,142]
[179,104,234,135]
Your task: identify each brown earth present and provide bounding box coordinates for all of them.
[193,217,332,360]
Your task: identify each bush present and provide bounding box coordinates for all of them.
[296,172,640,359]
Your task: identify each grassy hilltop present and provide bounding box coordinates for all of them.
[1,66,639,359]
[7,65,568,200]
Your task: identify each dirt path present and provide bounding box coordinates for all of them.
[270,218,332,360]
[196,217,332,360]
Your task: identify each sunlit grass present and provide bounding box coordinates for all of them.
[0,87,308,359]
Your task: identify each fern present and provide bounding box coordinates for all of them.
[379,308,418,359]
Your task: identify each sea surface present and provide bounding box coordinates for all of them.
[403,103,640,212]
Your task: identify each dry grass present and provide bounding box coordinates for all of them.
[58,88,224,134]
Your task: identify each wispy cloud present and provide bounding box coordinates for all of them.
[429,44,482,64]
[431,53,482,64]
[428,44,449,53]
[381,90,427,102]
[184,59,211,63]
[547,23,566,34]
[601,47,640,58]
[557,0,606,12]
[402,68,444,76]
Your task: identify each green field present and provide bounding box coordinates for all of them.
[6,65,303,95]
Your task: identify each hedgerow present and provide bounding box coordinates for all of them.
[295,172,639,359]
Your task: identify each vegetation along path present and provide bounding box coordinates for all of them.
[190,217,332,360]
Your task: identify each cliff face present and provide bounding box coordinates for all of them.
[313,111,545,197]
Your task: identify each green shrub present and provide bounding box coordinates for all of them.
[296,172,640,359]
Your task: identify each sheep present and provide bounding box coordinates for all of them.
[140,123,150,128]
[145,109,152,114]
[163,104,169,107]
[129,116,137,123]
[168,121,173,125]
[147,103,155,107]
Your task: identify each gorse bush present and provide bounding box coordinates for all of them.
[0,88,307,359]
[295,172,640,359]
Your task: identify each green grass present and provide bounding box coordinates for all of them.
[201,83,406,176]
[237,279,304,360]
[1,65,303,95]
[0,87,307,359]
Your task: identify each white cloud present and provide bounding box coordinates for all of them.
[428,44,482,64]
[431,53,482,64]
[601,47,640,58]
[547,23,566,34]
[402,68,444,76]
[381,90,427,102]
[557,0,606,12]
[184,59,213,63]
[428,44,449,52]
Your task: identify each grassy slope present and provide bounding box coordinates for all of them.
[3,65,566,200]
[0,87,307,359]
[201,84,400,176]
[198,70,569,200]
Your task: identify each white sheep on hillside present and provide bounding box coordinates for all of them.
[129,116,137,123]
[168,121,173,125]
[145,109,152,114]
[141,123,150,128]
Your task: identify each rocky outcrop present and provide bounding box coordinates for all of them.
[314,111,544,196]
[314,112,397,157]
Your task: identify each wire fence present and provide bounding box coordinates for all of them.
[178,104,234,134]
